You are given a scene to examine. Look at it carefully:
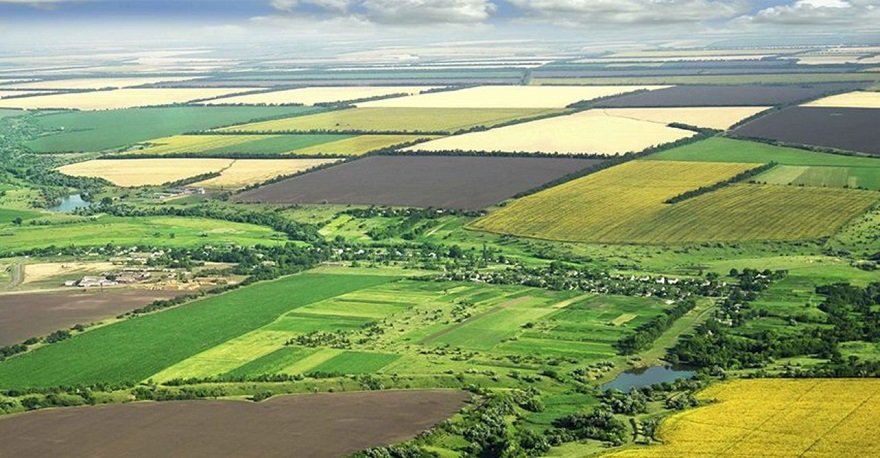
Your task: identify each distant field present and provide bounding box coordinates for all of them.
[58,158,336,188]
[593,83,868,107]
[601,106,770,130]
[0,215,286,255]
[0,88,252,110]
[0,273,394,389]
[404,110,694,155]
[292,135,430,156]
[533,74,880,85]
[0,391,468,458]
[219,107,557,134]
[205,86,434,106]
[234,156,601,210]
[648,137,880,167]
[0,90,55,99]
[26,106,322,152]
[0,290,185,346]
[357,85,668,109]
[801,90,880,108]
[3,77,198,90]
[733,107,880,155]
[125,134,351,157]
[0,108,27,119]
[469,160,870,243]
[605,379,880,458]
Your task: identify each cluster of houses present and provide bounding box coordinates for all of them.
[151,186,206,200]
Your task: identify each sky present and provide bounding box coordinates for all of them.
[1,0,878,48]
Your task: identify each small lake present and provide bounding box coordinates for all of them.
[602,365,695,392]
[50,194,91,212]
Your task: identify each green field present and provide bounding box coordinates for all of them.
[309,351,401,375]
[648,137,880,167]
[220,107,559,134]
[0,207,43,224]
[757,165,880,190]
[0,215,287,254]
[0,109,27,120]
[0,273,395,389]
[24,106,324,153]
[532,73,880,86]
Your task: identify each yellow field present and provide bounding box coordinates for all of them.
[59,158,335,188]
[802,91,880,108]
[357,85,668,109]
[205,86,435,106]
[128,135,269,155]
[403,110,695,155]
[576,55,772,63]
[0,88,250,110]
[602,106,771,130]
[193,158,337,189]
[23,261,116,285]
[472,161,879,243]
[293,135,430,155]
[3,77,198,90]
[605,379,880,458]
[220,107,556,134]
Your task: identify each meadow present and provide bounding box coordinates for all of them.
[219,107,558,134]
[58,158,337,188]
[605,379,880,458]
[470,161,877,243]
[759,165,880,190]
[0,88,252,110]
[26,106,323,152]
[0,207,43,224]
[0,215,287,255]
[0,273,395,389]
[404,110,695,155]
[205,86,433,105]
[357,85,667,109]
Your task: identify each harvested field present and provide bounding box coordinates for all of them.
[403,110,695,155]
[600,106,771,130]
[22,261,116,285]
[58,158,233,187]
[58,158,336,188]
[0,390,468,458]
[593,83,868,106]
[357,85,668,109]
[25,106,323,153]
[220,107,556,134]
[802,90,880,108]
[0,289,184,346]
[193,158,338,189]
[3,77,198,90]
[205,86,435,106]
[0,88,251,110]
[605,379,880,458]
[126,134,351,157]
[732,107,880,155]
[234,156,601,210]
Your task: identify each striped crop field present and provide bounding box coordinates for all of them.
[471,160,879,243]
[604,379,880,458]
[218,107,558,134]
[125,134,351,157]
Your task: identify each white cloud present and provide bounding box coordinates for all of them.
[269,0,495,25]
[507,0,750,25]
[749,0,880,25]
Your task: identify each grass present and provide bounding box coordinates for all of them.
[757,165,880,190]
[0,273,396,389]
[224,346,318,378]
[25,106,324,153]
[471,160,759,244]
[124,134,352,157]
[604,379,880,458]
[309,351,401,374]
[0,207,43,224]
[0,215,287,255]
[532,73,880,86]
[219,107,559,134]
[0,109,26,120]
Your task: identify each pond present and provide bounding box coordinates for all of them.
[50,194,92,213]
[602,365,695,392]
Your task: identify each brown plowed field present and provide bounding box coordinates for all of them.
[732,107,880,155]
[594,83,867,107]
[234,156,601,210]
[0,289,184,345]
[0,390,469,458]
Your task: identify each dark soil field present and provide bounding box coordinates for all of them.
[234,156,602,210]
[0,390,469,458]
[594,83,867,107]
[732,107,880,155]
[0,289,184,345]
